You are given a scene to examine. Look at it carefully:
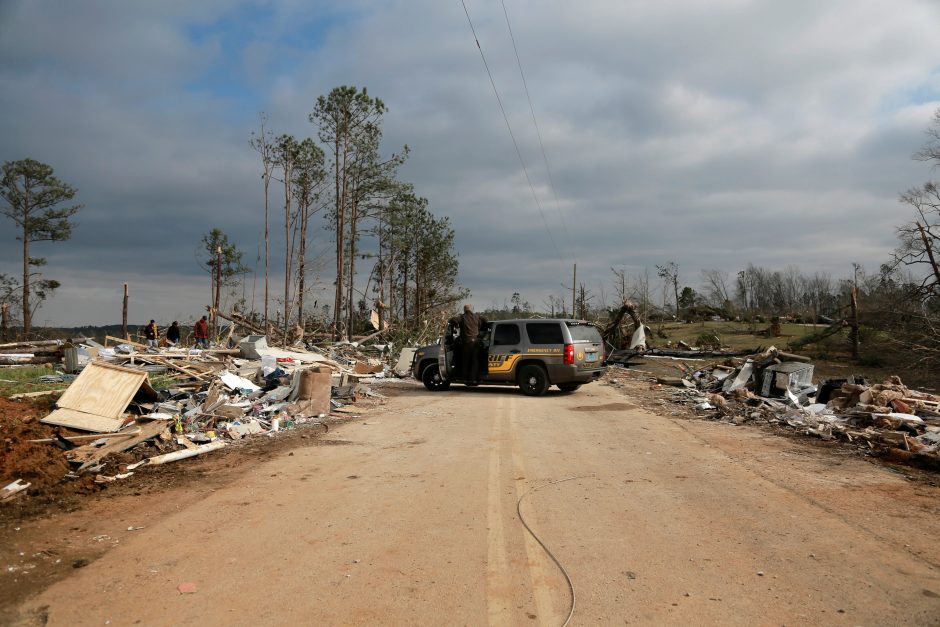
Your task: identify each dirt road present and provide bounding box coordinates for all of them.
[9,380,940,625]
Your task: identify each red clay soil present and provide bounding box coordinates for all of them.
[0,398,72,491]
[0,398,101,514]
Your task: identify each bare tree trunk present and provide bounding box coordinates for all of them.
[347,199,358,338]
[1,303,8,342]
[377,221,386,332]
[214,245,222,339]
[253,115,273,330]
[297,202,307,332]
[122,283,129,340]
[414,264,421,324]
[673,276,680,319]
[849,287,860,360]
[333,132,348,340]
[250,242,259,316]
[21,206,30,337]
[284,179,291,341]
[402,261,409,326]
[917,222,940,294]
[264,175,270,328]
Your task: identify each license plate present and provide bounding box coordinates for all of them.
[585,352,597,362]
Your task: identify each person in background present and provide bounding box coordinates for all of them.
[194,315,209,349]
[166,321,181,346]
[144,319,158,349]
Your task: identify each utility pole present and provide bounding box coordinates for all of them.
[572,263,577,317]
[121,283,129,340]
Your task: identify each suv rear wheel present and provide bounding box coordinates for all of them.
[422,365,451,391]
[518,364,549,396]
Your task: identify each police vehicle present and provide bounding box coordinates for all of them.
[412,318,605,396]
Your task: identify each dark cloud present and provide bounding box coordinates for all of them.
[1,0,939,324]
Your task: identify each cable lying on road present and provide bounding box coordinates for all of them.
[516,474,595,627]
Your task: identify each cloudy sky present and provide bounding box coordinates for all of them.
[2,0,939,326]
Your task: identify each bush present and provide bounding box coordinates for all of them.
[695,333,721,349]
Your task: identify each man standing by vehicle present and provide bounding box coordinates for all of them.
[449,304,488,383]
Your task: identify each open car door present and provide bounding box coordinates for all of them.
[437,321,456,381]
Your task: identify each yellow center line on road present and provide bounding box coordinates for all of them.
[507,396,559,625]
[486,395,512,626]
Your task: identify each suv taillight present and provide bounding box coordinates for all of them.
[564,343,574,365]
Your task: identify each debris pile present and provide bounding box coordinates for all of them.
[641,346,940,467]
[0,338,88,366]
[1,335,414,499]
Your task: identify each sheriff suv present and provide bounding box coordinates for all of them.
[412,319,605,396]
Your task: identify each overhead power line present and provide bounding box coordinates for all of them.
[500,0,575,263]
[459,0,563,260]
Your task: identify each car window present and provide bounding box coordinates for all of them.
[492,323,521,346]
[566,322,602,343]
[526,322,563,344]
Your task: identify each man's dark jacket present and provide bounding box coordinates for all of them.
[450,311,488,342]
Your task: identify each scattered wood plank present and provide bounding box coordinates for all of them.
[69,421,170,470]
[28,429,142,444]
[144,356,211,380]
[0,338,86,350]
[9,389,67,400]
[105,335,148,350]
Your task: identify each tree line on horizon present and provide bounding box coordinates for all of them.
[1,103,938,363]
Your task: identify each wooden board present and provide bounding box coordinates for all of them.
[56,362,147,417]
[42,408,128,433]
[41,362,150,433]
[69,421,170,469]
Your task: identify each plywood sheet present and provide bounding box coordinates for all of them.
[41,408,126,433]
[42,362,149,432]
[55,362,147,417]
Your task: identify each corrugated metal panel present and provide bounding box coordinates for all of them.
[41,362,148,432]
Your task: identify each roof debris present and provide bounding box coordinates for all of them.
[609,346,940,469]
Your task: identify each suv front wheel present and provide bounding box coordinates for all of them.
[422,365,451,391]
[518,364,549,396]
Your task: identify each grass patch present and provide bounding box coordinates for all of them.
[0,365,69,397]
[651,320,838,351]
[642,320,935,391]
[1,365,184,397]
